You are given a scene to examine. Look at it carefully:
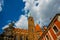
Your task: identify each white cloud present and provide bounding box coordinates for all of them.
[23,0,60,28]
[0,0,3,12]
[2,0,60,29]
[2,25,9,29]
[15,15,28,29]
[2,15,28,29]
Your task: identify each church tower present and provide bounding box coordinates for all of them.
[28,13,35,32]
[28,13,35,40]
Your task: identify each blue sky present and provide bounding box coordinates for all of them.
[0,0,25,32]
[0,0,60,33]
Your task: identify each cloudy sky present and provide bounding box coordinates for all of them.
[0,0,60,32]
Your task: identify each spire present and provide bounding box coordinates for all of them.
[30,12,31,16]
[28,12,32,17]
[9,21,14,26]
[9,21,15,29]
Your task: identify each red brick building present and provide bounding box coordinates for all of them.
[39,14,60,40]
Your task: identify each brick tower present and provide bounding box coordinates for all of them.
[28,13,35,40]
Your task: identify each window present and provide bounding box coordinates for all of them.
[20,36,22,40]
[14,36,17,40]
[26,37,28,40]
[20,36,24,40]
[46,35,49,40]
[30,18,32,21]
[53,26,58,33]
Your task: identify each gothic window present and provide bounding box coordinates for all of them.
[53,26,58,33]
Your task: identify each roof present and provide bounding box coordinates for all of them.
[35,24,42,32]
[35,24,43,36]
